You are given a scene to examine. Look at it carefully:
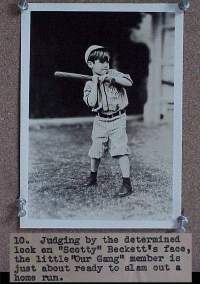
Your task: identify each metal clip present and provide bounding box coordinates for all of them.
[18,0,28,12]
[178,0,190,11]
[177,210,189,232]
[16,198,27,217]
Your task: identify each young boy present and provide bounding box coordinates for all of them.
[83,45,133,197]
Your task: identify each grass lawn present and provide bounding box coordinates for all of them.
[28,119,173,222]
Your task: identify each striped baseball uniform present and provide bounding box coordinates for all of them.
[83,69,133,158]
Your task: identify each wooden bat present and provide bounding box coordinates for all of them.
[54,71,92,81]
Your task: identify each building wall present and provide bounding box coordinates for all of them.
[130,13,175,124]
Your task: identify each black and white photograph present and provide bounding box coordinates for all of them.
[20,3,183,228]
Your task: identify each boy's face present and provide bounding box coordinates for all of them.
[88,59,110,76]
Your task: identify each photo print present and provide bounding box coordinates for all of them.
[20,3,183,228]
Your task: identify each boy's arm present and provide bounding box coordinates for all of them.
[99,70,133,87]
[83,76,99,108]
[113,74,133,87]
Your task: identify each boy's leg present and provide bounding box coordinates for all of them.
[118,155,130,178]
[115,155,132,197]
[91,157,101,172]
[86,158,101,186]
[87,116,106,186]
[109,115,132,196]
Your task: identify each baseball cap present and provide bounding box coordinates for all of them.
[85,45,106,63]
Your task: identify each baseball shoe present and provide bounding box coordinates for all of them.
[114,182,133,198]
[85,174,97,187]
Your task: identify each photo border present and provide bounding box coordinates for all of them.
[20,3,183,229]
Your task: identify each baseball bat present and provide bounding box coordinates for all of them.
[54,71,92,81]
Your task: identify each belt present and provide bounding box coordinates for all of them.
[97,109,125,119]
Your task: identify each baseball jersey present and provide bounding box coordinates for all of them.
[83,69,133,113]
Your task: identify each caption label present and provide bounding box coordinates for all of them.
[10,233,192,282]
